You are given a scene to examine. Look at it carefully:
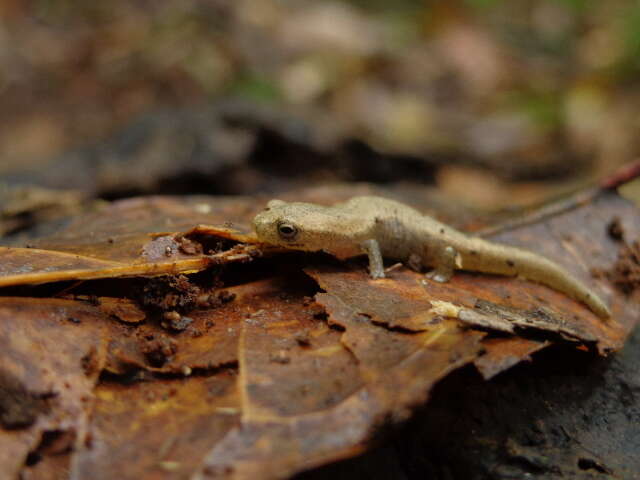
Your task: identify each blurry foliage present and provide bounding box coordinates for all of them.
[619,3,640,73]
[230,72,282,103]
[1,0,639,205]
[503,90,563,129]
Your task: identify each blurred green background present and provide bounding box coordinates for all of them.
[1,0,639,208]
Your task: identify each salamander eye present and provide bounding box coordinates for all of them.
[277,223,298,240]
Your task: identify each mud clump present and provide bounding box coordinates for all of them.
[607,216,625,241]
[137,275,202,313]
[139,334,178,367]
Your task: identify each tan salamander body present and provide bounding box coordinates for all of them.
[252,196,610,319]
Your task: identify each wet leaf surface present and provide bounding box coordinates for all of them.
[0,186,638,479]
[75,373,242,480]
[0,298,107,479]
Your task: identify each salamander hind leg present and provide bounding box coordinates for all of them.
[361,239,385,279]
[425,245,457,283]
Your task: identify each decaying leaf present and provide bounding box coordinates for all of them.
[0,185,638,479]
[0,194,262,287]
[0,298,107,479]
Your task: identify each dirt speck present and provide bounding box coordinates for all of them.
[138,275,201,313]
[139,335,178,367]
[269,350,291,364]
[609,240,640,294]
[607,216,625,241]
[161,311,193,331]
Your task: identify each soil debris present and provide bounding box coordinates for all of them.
[195,290,236,309]
[139,334,178,368]
[137,275,202,313]
[609,240,640,295]
[161,311,194,331]
[607,216,625,241]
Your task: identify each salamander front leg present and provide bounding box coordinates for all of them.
[361,239,385,279]
[425,245,457,283]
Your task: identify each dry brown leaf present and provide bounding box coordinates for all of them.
[0,195,263,287]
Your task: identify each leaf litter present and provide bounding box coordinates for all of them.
[0,185,639,479]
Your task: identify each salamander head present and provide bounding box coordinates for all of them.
[252,199,365,258]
